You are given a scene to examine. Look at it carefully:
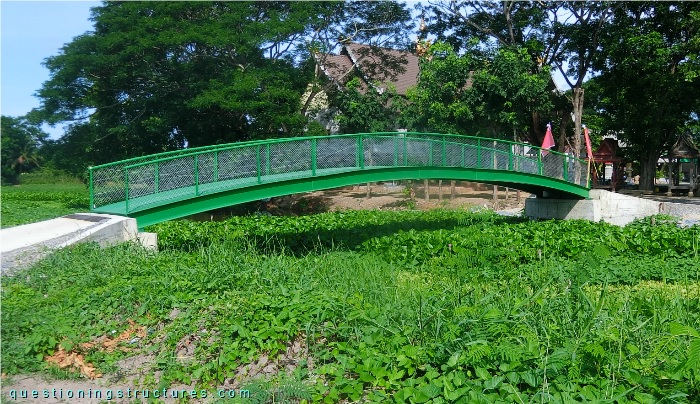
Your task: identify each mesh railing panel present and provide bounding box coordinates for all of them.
[364,136,397,167]
[198,152,217,186]
[542,153,564,181]
[316,137,356,170]
[92,166,126,208]
[218,146,257,182]
[90,133,590,212]
[269,140,311,177]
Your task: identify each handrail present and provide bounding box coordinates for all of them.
[89,132,587,171]
[117,133,580,170]
[89,132,590,212]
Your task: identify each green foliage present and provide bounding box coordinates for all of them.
[33,2,412,176]
[335,78,407,133]
[3,210,698,402]
[406,43,552,141]
[1,116,48,184]
[1,174,87,227]
[592,2,700,189]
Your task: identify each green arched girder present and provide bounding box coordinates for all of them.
[89,132,590,228]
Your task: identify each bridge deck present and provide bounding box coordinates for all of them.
[89,133,590,226]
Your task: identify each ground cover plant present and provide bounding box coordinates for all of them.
[0,170,88,227]
[2,210,699,403]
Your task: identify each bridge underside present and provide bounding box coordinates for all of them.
[93,166,589,229]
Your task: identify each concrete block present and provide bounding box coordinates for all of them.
[1,213,140,275]
[137,232,158,251]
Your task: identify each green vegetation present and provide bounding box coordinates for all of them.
[1,116,47,184]
[1,170,87,228]
[3,210,699,402]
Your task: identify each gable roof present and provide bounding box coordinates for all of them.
[317,43,419,96]
[669,132,699,159]
[593,138,623,162]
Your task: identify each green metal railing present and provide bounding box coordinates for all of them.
[89,132,590,213]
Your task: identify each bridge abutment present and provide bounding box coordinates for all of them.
[1,214,157,275]
[525,189,698,226]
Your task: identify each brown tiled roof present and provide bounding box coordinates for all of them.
[344,43,419,95]
[669,133,699,159]
[318,54,355,86]
[317,43,419,96]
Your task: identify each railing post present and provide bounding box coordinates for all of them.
[124,168,129,213]
[265,143,270,176]
[393,136,398,166]
[214,150,219,182]
[357,134,365,169]
[429,141,433,166]
[154,162,159,193]
[88,166,94,209]
[194,155,200,195]
[311,138,317,176]
[538,149,543,175]
[403,135,407,165]
[563,155,569,181]
[508,144,514,171]
[256,145,261,183]
[441,136,447,166]
[476,139,482,168]
[493,140,497,169]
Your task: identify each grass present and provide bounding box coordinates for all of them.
[2,210,699,402]
[1,170,88,228]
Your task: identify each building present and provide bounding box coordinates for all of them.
[301,43,420,133]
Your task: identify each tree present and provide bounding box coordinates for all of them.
[405,42,478,134]
[34,2,412,175]
[421,1,569,145]
[550,2,614,158]
[335,78,407,133]
[1,116,48,184]
[420,1,620,153]
[406,42,552,140]
[593,2,700,190]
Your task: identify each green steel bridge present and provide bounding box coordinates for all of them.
[89,132,590,228]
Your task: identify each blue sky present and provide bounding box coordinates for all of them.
[1,1,98,138]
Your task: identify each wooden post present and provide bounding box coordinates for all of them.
[450,180,456,200]
[586,159,591,188]
[424,179,429,201]
[492,185,498,209]
[438,180,443,201]
[366,182,371,199]
[667,161,673,196]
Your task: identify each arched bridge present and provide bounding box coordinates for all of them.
[89,132,590,228]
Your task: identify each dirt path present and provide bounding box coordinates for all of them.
[260,181,528,215]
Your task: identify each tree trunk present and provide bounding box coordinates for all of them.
[572,87,584,183]
[424,179,429,201]
[557,113,572,153]
[366,182,371,199]
[639,153,658,191]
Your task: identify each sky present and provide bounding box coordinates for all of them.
[1,1,98,138]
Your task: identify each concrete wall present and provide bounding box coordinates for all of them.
[1,213,156,276]
[525,190,698,226]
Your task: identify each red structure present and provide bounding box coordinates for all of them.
[590,138,625,191]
